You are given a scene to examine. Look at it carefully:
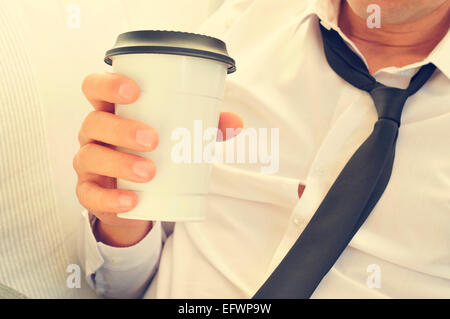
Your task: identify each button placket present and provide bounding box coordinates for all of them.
[293,215,303,226]
[263,87,373,279]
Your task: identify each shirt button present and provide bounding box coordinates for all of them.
[293,215,303,226]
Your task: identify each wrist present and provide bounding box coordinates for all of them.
[94,219,153,247]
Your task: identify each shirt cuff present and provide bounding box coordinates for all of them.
[78,210,163,284]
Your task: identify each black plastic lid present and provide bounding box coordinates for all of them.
[105,30,236,74]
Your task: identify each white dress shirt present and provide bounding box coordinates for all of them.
[0,0,218,298]
[78,0,450,298]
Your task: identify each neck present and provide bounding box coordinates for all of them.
[339,1,450,74]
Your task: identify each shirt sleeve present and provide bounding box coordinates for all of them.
[77,210,165,299]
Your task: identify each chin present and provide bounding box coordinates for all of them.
[346,0,447,24]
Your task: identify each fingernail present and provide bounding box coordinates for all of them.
[136,130,157,148]
[118,83,137,101]
[118,195,134,208]
[132,161,153,179]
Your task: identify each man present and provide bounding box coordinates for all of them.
[75,0,450,298]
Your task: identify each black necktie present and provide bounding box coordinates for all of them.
[253,22,436,299]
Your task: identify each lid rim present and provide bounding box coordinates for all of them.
[105,46,236,74]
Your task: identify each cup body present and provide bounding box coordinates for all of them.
[112,53,227,221]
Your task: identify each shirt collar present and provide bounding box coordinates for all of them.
[297,0,450,80]
[427,28,450,79]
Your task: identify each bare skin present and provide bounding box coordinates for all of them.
[74,73,244,247]
[341,0,450,74]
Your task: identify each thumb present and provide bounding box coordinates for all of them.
[217,111,244,142]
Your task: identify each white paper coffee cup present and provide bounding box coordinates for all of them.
[104,30,236,221]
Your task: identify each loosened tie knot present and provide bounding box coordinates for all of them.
[369,84,409,127]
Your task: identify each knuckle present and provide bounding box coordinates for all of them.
[76,183,93,211]
[73,153,79,172]
[108,75,123,93]
[81,73,95,97]
[81,110,98,134]
[86,109,98,122]
[75,182,82,198]
[77,143,96,170]
[75,182,86,205]
[77,128,84,145]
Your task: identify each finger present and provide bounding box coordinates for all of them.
[74,143,156,183]
[81,72,140,112]
[76,180,138,213]
[218,111,244,141]
[78,111,159,151]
